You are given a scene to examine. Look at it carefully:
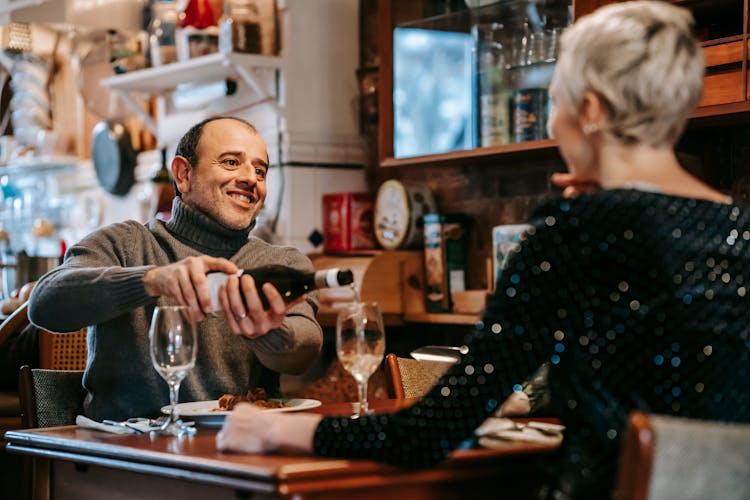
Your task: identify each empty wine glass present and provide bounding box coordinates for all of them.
[149,305,198,436]
[336,302,385,418]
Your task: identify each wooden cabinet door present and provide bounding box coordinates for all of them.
[701,41,745,108]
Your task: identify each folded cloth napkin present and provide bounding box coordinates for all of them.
[475,417,565,448]
[75,415,156,435]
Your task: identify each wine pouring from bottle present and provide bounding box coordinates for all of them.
[207,265,354,312]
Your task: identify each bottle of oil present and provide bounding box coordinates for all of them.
[151,149,175,221]
[230,0,261,54]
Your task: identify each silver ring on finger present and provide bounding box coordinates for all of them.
[235,312,247,322]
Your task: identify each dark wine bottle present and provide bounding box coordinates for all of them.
[207,265,354,312]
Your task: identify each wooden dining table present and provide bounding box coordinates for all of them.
[5,399,559,500]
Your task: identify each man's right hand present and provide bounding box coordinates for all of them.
[143,256,238,322]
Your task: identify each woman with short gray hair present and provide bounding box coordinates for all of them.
[218,3,750,499]
[553,1,704,147]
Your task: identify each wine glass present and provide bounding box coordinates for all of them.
[149,305,198,436]
[336,302,385,418]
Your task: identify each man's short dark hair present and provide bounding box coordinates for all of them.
[173,116,258,196]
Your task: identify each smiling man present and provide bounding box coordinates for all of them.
[28,117,324,421]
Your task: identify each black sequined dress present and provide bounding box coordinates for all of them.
[313,189,750,498]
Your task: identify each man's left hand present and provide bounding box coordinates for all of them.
[217,274,306,339]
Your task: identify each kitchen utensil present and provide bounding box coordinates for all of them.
[91,120,137,195]
[74,30,145,195]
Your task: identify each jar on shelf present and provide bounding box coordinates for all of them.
[229,0,262,54]
[176,0,220,61]
[508,21,556,143]
[149,1,178,66]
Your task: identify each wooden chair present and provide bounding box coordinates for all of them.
[0,301,88,437]
[17,365,85,499]
[1,300,88,371]
[385,353,453,399]
[614,411,750,500]
[38,328,88,371]
[0,302,34,443]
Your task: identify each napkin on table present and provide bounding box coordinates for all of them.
[475,417,565,448]
[75,415,154,435]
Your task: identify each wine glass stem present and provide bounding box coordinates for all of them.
[357,378,369,417]
[168,380,181,424]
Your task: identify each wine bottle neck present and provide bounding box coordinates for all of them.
[314,268,340,288]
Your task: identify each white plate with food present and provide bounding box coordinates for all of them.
[163,399,323,427]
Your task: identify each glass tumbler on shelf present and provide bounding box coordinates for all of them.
[149,0,178,66]
[149,305,198,436]
[336,302,386,418]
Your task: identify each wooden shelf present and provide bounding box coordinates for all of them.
[99,52,284,144]
[100,52,284,94]
[379,0,750,169]
[692,101,750,121]
[379,34,748,170]
[0,157,80,177]
[380,139,561,169]
[403,312,480,325]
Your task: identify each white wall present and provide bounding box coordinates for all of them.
[243,0,368,252]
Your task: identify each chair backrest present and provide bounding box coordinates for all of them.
[0,301,31,349]
[39,328,88,370]
[18,365,85,428]
[0,300,88,371]
[385,353,452,399]
[614,411,750,500]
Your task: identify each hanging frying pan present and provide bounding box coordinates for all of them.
[91,120,137,195]
[74,31,141,195]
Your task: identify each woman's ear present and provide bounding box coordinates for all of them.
[580,90,607,132]
[171,156,192,195]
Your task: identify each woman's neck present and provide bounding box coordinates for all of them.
[596,140,732,204]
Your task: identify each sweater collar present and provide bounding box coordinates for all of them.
[165,197,253,253]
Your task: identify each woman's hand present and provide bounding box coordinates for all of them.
[216,402,321,454]
[551,172,601,198]
[218,276,307,339]
[143,256,238,322]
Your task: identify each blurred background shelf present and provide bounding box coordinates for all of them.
[100,52,285,144]
[309,250,485,327]
[0,157,80,177]
[100,52,284,94]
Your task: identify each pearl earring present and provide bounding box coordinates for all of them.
[582,123,601,135]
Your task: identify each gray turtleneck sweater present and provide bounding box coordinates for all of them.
[28,198,323,421]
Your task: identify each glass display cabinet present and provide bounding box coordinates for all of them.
[378,0,750,168]
[392,0,571,160]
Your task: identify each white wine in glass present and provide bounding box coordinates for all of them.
[149,305,198,436]
[336,302,385,418]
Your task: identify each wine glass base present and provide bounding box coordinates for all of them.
[350,402,375,419]
[150,419,197,437]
